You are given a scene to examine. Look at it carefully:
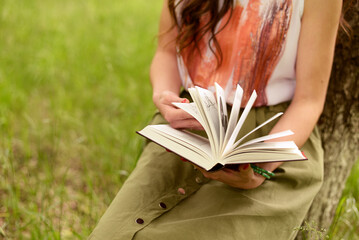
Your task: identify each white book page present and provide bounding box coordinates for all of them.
[230,112,283,150]
[222,85,243,152]
[224,150,306,164]
[188,87,216,157]
[214,83,228,151]
[223,90,257,155]
[229,141,299,155]
[138,125,214,170]
[150,125,212,156]
[238,130,294,148]
[195,86,220,157]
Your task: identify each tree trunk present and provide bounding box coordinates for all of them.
[296,2,359,238]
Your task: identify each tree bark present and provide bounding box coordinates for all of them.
[297,2,359,238]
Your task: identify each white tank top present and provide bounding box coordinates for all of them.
[176,0,304,106]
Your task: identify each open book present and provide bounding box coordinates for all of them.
[138,84,307,171]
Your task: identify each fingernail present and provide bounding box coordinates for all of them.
[181,99,189,103]
[242,164,250,170]
[180,157,188,162]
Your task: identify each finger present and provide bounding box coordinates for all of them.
[222,168,239,176]
[209,169,254,187]
[161,107,194,125]
[171,108,196,120]
[239,163,250,171]
[161,105,194,120]
[200,167,265,189]
[198,168,226,180]
[238,164,254,181]
[162,93,189,105]
[180,98,190,103]
[170,118,204,130]
[202,171,221,180]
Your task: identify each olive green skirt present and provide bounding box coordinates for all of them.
[89,101,324,240]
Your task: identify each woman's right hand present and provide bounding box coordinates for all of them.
[153,91,204,130]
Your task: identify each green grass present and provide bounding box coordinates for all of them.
[0,0,160,238]
[0,0,358,239]
[328,162,359,239]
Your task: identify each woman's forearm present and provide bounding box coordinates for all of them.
[150,0,182,102]
[148,0,202,130]
[150,51,203,130]
[269,98,323,149]
[259,98,324,173]
[150,50,182,102]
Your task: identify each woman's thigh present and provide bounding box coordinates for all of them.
[90,105,324,240]
[134,129,323,240]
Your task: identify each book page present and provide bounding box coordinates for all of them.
[214,83,228,151]
[229,141,299,155]
[222,84,243,152]
[188,87,216,157]
[150,125,212,155]
[194,87,220,158]
[138,125,215,170]
[223,90,257,155]
[237,130,294,148]
[230,112,283,150]
[223,150,306,165]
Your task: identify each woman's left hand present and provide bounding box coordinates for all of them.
[196,162,280,189]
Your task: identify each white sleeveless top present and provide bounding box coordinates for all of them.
[176,0,304,106]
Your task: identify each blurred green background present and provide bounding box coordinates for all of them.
[0,0,358,239]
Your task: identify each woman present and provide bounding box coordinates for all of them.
[90,0,342,239]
